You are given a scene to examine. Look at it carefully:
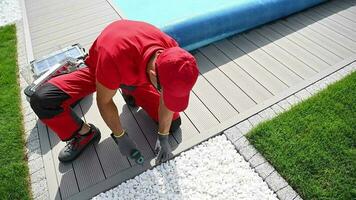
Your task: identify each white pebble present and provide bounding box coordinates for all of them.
[93,135,277,200]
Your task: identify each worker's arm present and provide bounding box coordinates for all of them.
[158,95,174,134]
[96,81,123,135]
[96,81,138,157]
[155,95,174,164]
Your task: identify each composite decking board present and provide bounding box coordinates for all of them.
[257,26,329,72]
[34,29,99,57]
[242,31,317,79]
[27,0,103,16]
[79,94,131,178]
[29,8,115,34]
[334,0,356,13]
[31,16,116,47]
[37,121,61,200]
[281,18,354,59]
[31,11,115,40]
[292,14,356,52]
[26,0,98,11]
[215,37,288,95]
[35,31,99,58]
[32,22,111,54]
[321,2,356,23]
[227,34,303,86]
[177,112,200,142]
[47,127,79,199]
[183,92,220,132]
[192,75,238,122]
[268,22,342,65]
[127,106,179,153]
[304,6,356,36]
[306,8,356,40]
[195,49,256,112]
[213,39,273,103]
[314,6,356,32]
[69,105,106,192]
[112,92,156,165]
[46,106,86,199]
[27,0,101,20]
[341,0,356,5]
[27,2,110,28]
[72,145,106,191]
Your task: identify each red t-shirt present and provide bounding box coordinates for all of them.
[85,20,178,90]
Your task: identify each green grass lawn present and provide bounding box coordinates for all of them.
[0,25,31,200]
[247,72,355,200]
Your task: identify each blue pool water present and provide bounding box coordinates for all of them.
[114,0,325,51]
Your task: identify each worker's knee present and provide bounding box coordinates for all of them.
[30,83,70,119]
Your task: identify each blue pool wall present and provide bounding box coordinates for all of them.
[163,0,325,51]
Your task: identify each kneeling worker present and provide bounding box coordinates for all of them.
[30,20,199,164]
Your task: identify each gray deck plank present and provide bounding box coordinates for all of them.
[281,18,354,59]
[113,93,157,165]
[26,0,98,12]
[333,0,356,14]
[71,105,106,192]
[127,105,179,155]
[340,0,356,6]
[195,49,256,112]
[28,2,110,29]
[291,14,356,52]
[321,1,356,23]
[213,39,273,102]
[47,127,79,199]
[46,106,87,199]
[178,112,200,141]
[29,7,115,34]
[32,16,115,48]
[314,6,356,32]
[31,11,115,41]
[302,10,356,41]
[27,2,100,21]
[32,22,111,54]
[183,92,220,132]
[214,35,288,95]
[227,35,303,86]
[241,32,316,79]
[35,31,99,58]
[79,94,131,178]
[256,26,329,72]
[192,74,238,122]
[37,121,61,200]
[268,22,342,65]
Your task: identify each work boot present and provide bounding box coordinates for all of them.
[122,93,137,107]
[58,124,101,162]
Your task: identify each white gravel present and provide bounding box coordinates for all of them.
[0,0,21,27]
[93,135,277,200]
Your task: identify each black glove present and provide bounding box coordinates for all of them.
[154,134,173,164]
[111,131,138,157]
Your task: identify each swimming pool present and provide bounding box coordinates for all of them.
[114,0,325,51]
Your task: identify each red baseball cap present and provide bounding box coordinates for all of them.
[156,47,199,112]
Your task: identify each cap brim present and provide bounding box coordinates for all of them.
[163,91,190,112]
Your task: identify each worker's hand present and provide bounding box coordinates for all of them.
[111,132,138,157]
[154,134,173,164]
